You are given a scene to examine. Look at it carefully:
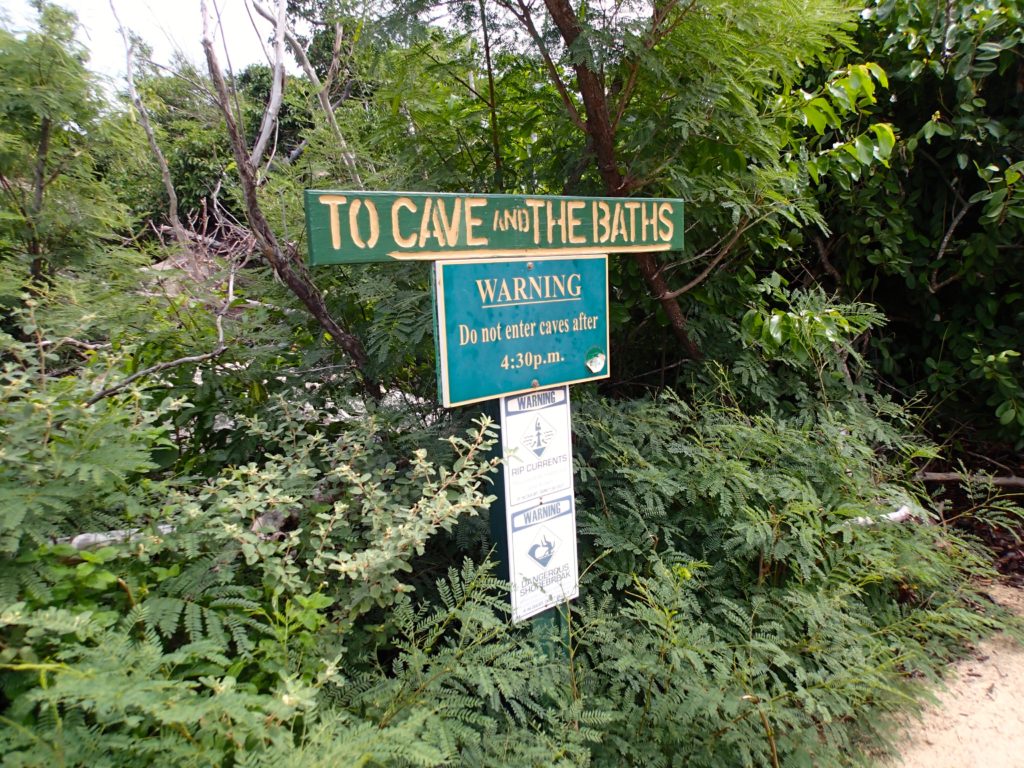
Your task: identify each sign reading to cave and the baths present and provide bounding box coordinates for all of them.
[304,190,684,264]
[432,255,608,407]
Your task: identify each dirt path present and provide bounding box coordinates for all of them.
[887,583,1024,768]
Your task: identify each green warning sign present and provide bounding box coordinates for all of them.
[432,255,608,407]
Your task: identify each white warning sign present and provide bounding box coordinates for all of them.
[501,386,578,623]
[503,388,573,507]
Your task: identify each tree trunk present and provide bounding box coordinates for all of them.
[541,0,701,358]
[28,117,51,283]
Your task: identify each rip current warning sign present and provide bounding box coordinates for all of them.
[501,386,579,622]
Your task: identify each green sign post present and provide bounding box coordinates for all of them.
[304,189,683,625]
[304,190,684,264]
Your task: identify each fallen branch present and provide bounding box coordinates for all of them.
[849,505,919,527]
[917,472,1024,489]
[158,225,225,250]
[59,524,176,551]
[85,345,226,406]
[40,337,111,352]
[87,271,228,406]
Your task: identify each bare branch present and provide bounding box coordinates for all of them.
[85,345,226,406]
[251,0,363,185]
[928,201,973,293]
[110,2,193,255]
[498,0,587,132]
[937,201,973,263]
[814,235,842,285]
[941,0,956,62]
[917,472,1024,488]
[323,21,344,94]
[249,0,288,170]
[661,219,751,300]
[928,270,961,294]
[201,1,374,387]
[478,0,503,187]
[40,337,111,352]
[611,1,694,133]
[31,118,50,220]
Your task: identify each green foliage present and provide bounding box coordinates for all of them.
[805,0,1024,442]
[798,62,897,184]
[741,277,883,375]
[0,4,128,278]
[1,3,1021,767]
[572,388,999,767]
[0,331,167,556]
[7,237,1007,767]
[0,301,505,763]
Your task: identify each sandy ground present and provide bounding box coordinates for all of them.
[887,583,1024,768]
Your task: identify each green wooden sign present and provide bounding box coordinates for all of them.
[433,255,608,407]
[304,190,684,264]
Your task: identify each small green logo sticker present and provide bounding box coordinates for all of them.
[585,347,606,374]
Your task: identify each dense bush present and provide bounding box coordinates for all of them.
[806,0,1024,443]
[0,260,1007,765]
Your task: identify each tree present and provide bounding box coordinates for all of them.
[347,0,871,366]
[1,4,1019,767]
[0,2,127,282]
[198,0,374,385]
